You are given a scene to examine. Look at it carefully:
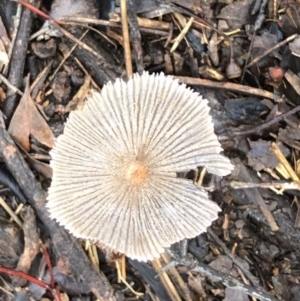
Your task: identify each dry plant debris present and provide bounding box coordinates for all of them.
[47,72,233,261]
[2,0,300,300]
[8,77,55,152]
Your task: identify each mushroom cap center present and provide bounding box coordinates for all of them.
[125,160,149,185]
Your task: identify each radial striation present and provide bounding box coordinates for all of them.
[47,72,234,261]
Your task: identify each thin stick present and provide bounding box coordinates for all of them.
[87,244,100,272]
[152,258,182,301]
[121,254,126,281]
[120,0,133,77]
[115,261,143,297]
[110,13,170,30]
[271,142,300,182]
[9,203,24,223]
[231,104,300,137]
[197,167,206,187]
[0,74,23,96]
[119,0,133,279]
[170,17,194,53]
[92,245,100,268]
[161,253,193,301]
[0,196,23,228]
[74,57,100,90]
[246,33,298,68]
[0,286,13,297]
[229,180,300,192]
[174,76,274,99]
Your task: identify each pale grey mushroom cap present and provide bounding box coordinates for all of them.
[47,72,234,261]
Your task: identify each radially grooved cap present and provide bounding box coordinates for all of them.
[47,72,234,262]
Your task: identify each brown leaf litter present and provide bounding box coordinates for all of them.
[8,77,54,152]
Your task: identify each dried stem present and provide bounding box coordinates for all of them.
[271,142,300,181]
[120,0,133,77]
[174,76,274,99]
[246,33,298,68]
[152,258,182,301]
[231,104,300,137]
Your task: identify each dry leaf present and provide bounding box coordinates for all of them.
[247,139,290,172]
[8,77,54,151]
[217,0,256,29]
[8,82,31,151]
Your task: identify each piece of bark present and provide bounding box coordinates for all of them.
[3,0,40,122]
[127,0,143,74]
[0,118,123,301]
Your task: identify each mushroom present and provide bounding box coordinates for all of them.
[47,72,233,262]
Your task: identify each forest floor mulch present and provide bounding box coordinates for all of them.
[1,0,300,301]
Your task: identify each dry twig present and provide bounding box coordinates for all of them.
[229,104,300,137]
[161,253,193,301]
[0,196,23,227]
[171,16,194,53]
[152,258,182,301]
[246,34,298,68]
[174,76,274,99]
[229,180,300,192]
[120,0,133,77]
[271,142,300,181]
